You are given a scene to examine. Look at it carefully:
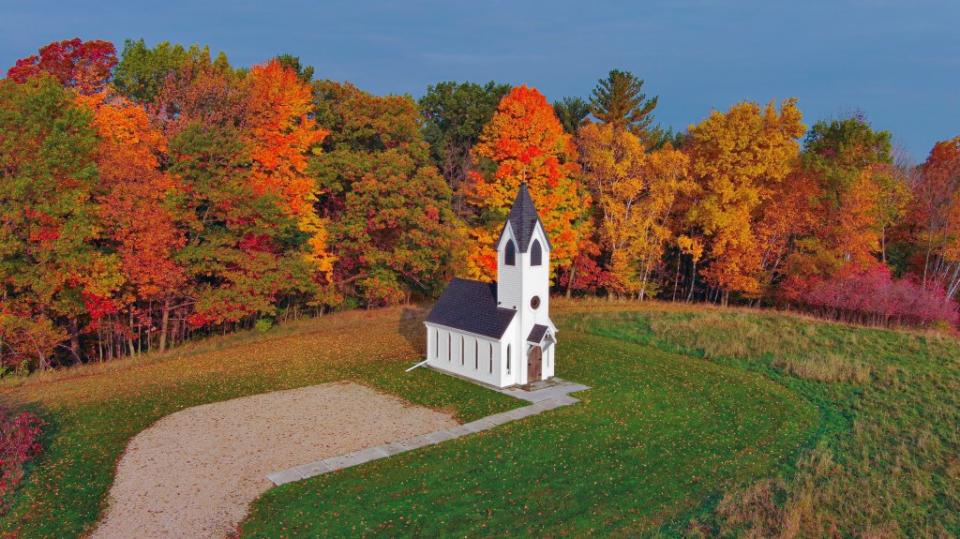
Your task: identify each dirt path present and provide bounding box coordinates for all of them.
[91,382,458,539]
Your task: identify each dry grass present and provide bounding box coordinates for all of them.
[0,306,424,407]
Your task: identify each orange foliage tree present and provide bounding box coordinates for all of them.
[464,85,591,281]
[77,91,187,352]
[244,60,335,284]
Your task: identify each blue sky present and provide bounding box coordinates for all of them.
[2,0,957,160]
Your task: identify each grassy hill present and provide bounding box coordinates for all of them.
[1,301,958,537]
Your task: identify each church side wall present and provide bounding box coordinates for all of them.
[424,323,506,387]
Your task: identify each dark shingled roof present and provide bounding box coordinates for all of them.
[426,278,516,339]
[501,182,552,252]
[527,324,549,343]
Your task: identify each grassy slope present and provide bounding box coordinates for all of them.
[564,303,960,536]
[3,301,958,537]
[241,301,960,537]
[240,308,818,537]
[0,308,520,538]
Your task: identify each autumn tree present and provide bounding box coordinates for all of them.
[168,124,315,328]
[311,81,464,304]
[419,81,511,212]
[0,76,121,368]
[244,60,334,286]
[753,169,821,298]
[590,69,658,141]
[553,97,591,134]
[6,38,116,95]
[684,99,805,305]
[911,136,960,298]
[465,85,592,281]
[77,91,187,353]
[790,116,898,279]
[152,48,245,134]
[578,123,691,297]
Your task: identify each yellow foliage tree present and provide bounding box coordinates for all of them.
[578,123,690,297]
[685,99,805,304]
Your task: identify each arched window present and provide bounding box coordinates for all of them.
[530,239,542,266]
[505,240,516,266]
[434,329,439,359]
[489,343,494,373]
[506,344,512,374]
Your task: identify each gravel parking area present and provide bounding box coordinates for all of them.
[91,382,457,539]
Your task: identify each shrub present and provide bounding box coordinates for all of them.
[254,318,273,333]
[786,265,960,329]
[0,409,44,511]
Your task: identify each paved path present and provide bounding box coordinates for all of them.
[266,378,590,486]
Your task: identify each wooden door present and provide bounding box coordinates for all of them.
[528,346,542,381]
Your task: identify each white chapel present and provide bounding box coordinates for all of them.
[424,183,557,388]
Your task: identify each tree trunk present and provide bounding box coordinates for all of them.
[565,264,577,299]
[159,298,170,353]
[672,255,682,302]
[68,317,82,364]
[686,261,697,302]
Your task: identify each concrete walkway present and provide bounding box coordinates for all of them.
[266,378,590,486]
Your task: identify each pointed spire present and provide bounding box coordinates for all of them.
[505,182,551,252]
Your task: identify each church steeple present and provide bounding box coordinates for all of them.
[503,182,551,253]
[496,183,551,316]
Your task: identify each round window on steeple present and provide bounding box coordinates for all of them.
[530,295,541,310]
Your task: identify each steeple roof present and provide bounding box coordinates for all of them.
[502,182,552,253]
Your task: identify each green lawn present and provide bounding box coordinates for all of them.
[0,309,520,538]
[240,317,818,537]
[3,303,958,537]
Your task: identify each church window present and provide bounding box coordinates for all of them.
[505,240,516,266]
[507,344,512,374]
[531,239,542,266]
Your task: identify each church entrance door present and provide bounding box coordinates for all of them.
[528,345,542,381]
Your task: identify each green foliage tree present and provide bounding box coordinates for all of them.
[312,81,465,304]
[791,115,898,275]
[113,39,195,103]
[419,81,510,211]
[168,124,315,326]
[274,54,314,83]
[590,69,658,138]
[553,96,591,134]
[0,76,121,368]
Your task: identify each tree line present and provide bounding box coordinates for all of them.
[1,38,957,371]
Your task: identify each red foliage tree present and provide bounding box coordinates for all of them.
[7,38,117,95]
